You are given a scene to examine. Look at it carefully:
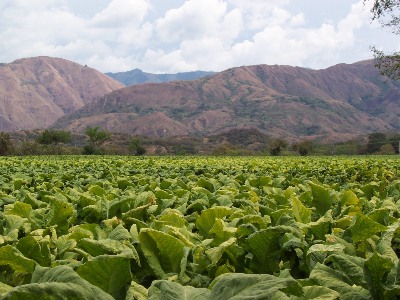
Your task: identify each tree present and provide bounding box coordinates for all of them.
[294,141,313,156]
[128,138,146,156]
[36,129,71,145]
[365,0,400,79]
[83,127,110,155]
[0,132,13,156]
[366,132,387,153]
[388,133,400,153]
[85,127,110,147]
[268,139,287,156]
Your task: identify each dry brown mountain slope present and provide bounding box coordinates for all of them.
[0,56,124,131]
[56,60,400,141]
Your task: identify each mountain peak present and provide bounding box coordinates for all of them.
[0,56,124,131]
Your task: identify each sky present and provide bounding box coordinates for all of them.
[0,0,398,73]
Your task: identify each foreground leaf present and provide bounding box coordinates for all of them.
[3,265,114,300]
[148,280,210,300]
[139,228,186,277]
[209,273,302,299]
[196,207,232,238]
[347,214,386,243]
[0,245,35,273]
[77,255,132,300]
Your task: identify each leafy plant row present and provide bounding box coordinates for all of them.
[0,156,399,299]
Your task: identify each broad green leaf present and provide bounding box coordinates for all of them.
[55,235,76,259]
[209,219,237,246]
[236,214,270,230]
[324,254,366,287]
[206,237,236,265]
[3,215,27,241]
[0,282,13,296]
[291,196,311,223]
[156,210,187,229]
[215,262,235,278]
[325,234,356,255]
[364,252,394,299]
[121,204,151,221]
[366,208,390,226]
[309,182,332,215]
[340,190,359,206]
[209,273,302,299]
[197,178,215,192]
[306,244,345,270]
[81,203,103,221]
[134,192,156,208]
[360,182,379,200]
[3,265,114,300]
[16,236,51,267]
[108,197,136,217]
[139,228,186,277]
[347,214,387,243]
[77,255,132,300]
[310,263,370,296]
[0,245,35,273]
[154,189,174,200]
[125,281,148,300]
[47,196,75,233]
[78,238,139,262]
[306,210,333,240]
[246,226,293,273]
[376,223,400,263]
[4,202,32,219]
[148,280,210,300]
[160,225,197,248]
[108,224,132,241]
[292,286,340,300]
[196,207,232,237]
[89,185,106,196]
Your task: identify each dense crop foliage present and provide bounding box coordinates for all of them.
[0,156,400,299]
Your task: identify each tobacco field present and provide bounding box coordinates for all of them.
[0,156,400,299]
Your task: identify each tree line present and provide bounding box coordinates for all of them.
[0,127,146,156]
[0,127,399,156]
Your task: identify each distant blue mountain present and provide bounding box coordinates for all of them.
[106,68,215,86]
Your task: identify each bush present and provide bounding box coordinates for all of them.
[0,132,13,155]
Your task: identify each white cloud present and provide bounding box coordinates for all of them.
[143,49,198,73]
[0,0,153,71]
[146,0,377,72]
[0,0,397,73]
[155,0,242,44]
[228,0,292,30]
[89,0,150,28]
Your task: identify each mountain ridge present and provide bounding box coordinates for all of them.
[55,59,400,142]
[106,68,215,86]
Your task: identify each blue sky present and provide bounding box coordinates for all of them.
[0,0,397,73]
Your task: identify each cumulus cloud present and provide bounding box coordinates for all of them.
[227,1,368,68]
[0,0,396,73]
[0,0,153,72]
[89,0,149,28]
[155,0,242,44]
[145,0,373,72]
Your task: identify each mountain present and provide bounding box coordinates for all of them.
[106,69,215,86]
[55,59,400,142]
[0,56,124,131]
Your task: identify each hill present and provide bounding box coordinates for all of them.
[55,60,400,142]
[106,69,215,86]
[0,56,124,131]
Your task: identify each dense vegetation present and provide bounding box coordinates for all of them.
[3,128,400,156]
[0,156,400,299]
